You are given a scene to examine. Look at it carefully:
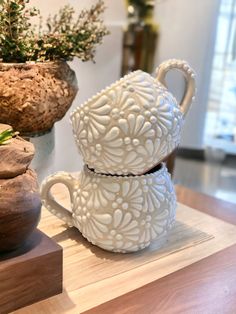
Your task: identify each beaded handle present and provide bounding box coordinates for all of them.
[156,59,196,117]
[40,172,77,227]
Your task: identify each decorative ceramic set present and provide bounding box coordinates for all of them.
[41,59,196,253]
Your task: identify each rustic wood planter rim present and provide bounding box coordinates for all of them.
[0,60,68,68]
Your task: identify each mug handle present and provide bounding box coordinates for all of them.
[40,172,77,227]
[156,59,196,117]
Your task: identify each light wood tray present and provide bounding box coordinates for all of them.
[13,184,236,314]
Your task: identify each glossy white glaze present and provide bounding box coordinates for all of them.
[71,59,196,175]
[40,164,176,253]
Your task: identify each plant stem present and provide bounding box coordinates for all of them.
[7,0,14,39]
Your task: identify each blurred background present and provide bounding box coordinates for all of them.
[32,0,236,203]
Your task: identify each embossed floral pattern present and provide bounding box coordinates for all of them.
[71,67,189,175]
[166,107,184,154]
[136,138,167,172]
[74,209,112,240]
[44,60,197,252]
[141,174,167,212]
[41,164,177,253]
[117,113,156,173]
[139,209,170,244]
[153,96,173,137]
[88,127,124,172]
[108,86,138,114]
[112,180,143,218]
[71,94,111,144]
[96,209,140,252]
[118,113,155,142]
[74,171,120,210]
[126,71,156,107]
[164,180,177,228]
[66,165,176,252]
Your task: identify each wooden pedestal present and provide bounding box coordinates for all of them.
[0,230,62,313]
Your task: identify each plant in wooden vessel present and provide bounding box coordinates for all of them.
[0,0,108,136]
[0,124,41,252]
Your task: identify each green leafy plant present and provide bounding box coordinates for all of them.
[0,0,109,63]
[0,129,18,145]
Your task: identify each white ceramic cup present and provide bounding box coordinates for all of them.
[71,59,196,175]
[40,163,176,253]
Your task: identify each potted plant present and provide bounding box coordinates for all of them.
[0,0,108,136]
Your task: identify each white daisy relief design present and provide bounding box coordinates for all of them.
[163,90,179,109]
[141,173,167,212]
[77,171,120,209]
[164,178,177,228]
[167,192,177,228]
[73,171,120,240]
[87,127,124,172]
[71,112,90,160]
[166,107,184,154]
[126,71,156,107]
[72,94,111,148]
[75,208,112,242]
[111,180,144,218]
[96,209,140,252]
[108,85,141,116]
[154,95,173,137]
[139,209,170,244]
[136,138,168,168]
[154,80,167,93]
[118,113,156,173]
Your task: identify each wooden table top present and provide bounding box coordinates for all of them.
[85,185,236,314]
[14,185,236,314]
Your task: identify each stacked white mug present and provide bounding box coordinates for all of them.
[41,59,196,253]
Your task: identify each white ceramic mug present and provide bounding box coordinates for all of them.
[71,59,196,175]
[40,163,176,253]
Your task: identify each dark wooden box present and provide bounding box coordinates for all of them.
[0,229,62,313]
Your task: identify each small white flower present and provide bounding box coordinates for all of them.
[139,209,170,243]
[95,209,140,252]
[112,180,143,218]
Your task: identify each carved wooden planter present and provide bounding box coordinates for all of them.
[0,61,78,136]
[0,169,41,252]
[0,124,41,252]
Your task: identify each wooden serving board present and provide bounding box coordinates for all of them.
[12,184,236,314]
[0,230,62,313]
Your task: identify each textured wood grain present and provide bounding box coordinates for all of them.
[0,230,62,313]
[0,169,41,252]
[0,62,78,135]
[83,186,236,314]
[0,137,34,178]
[0,124,35,178]
[84,243,236,314]
[176,185,236,225]
[0,123,11,133]
[12,183,236,313]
